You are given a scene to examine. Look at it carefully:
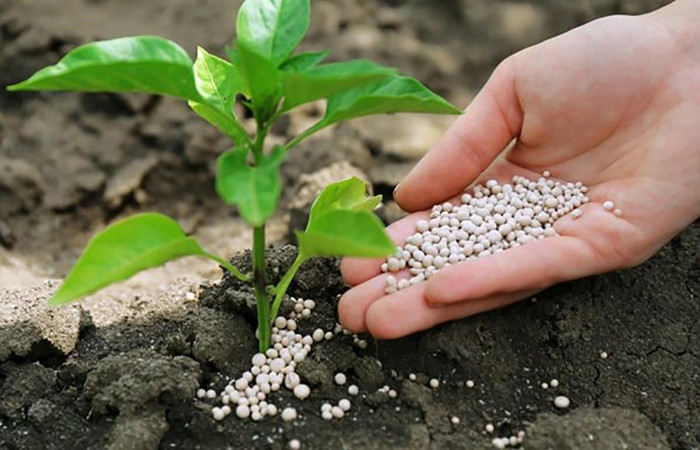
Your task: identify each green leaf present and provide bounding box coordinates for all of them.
[236,0,311,66]
[314,76,461,131]
[296,210,394,258]
[49,213,240,306]
[280,50,329,72]
[281,60,396,111]
[8,36,199,101]
[194,46,247,110]
[188,100,249,143]
[296,177,392,259]
[309,177,381,222]
[190,47,249,143]
[216,146,285,226]
[237,43,282,121]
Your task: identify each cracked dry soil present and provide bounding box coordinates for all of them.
[1,223,698,449]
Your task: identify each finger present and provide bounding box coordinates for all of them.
[365,285,539,339]
[340,211,429,286]
[338,273,404,332]
[394,57,523,212]
[424,233,598,306]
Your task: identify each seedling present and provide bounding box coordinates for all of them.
[8,0,460,351]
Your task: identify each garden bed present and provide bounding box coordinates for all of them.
[1,231,698,449]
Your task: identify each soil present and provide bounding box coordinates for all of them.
[2,0,697,449]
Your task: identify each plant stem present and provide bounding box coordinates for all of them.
[270,253,305,320]
[251,115,273,352]
[252,119,272,164]
[253,224,270,352]
[282,122,324,152]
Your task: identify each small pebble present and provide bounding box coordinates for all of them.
[492,438,507,449]
[251,353,266,367]
[293,384,310,400]
[554,395,571,409]
[334,372,347,386]
[541,382,548,389]
[408,373,417,381]
[466,380,474,388]
[206,389,216,399]
[289,439,301,450]
[603,200,614,211]
[550,379,559,388]
[281,407,298,422]
[236,404,250,419]
[212,407,225,421]
[274,317,287,329]
[429,378,440,388]
[348,385,359,396]
[451,416,460,425]
[613,208,623,217]
[600,351,608,359]
[338,399,351,411]
[196,388,206,399]
[485,423,495,433]
[331,406,344,419]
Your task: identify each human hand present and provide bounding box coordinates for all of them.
[339,1,700,339]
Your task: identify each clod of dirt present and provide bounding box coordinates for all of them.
[84,349,200,415]
[0,220,16,248]
[525,407,671,449]
[352,356,385,388]
[0,362,56,419]
[282,124,373,193]
[368,159,416,187]
[0,280,82,360]
[107,406,169,450]
[0,157,43,215]
[353,114,455,160]
[296,358,333,387]
[311,339,358,372]
[190,307,257,375]
[201,246,329,321]
[103,154,159,208]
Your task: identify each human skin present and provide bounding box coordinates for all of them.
[338,0,700,339]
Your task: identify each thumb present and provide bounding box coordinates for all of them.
[394,57,523,212]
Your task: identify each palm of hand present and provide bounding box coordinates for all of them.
[339,14,700,339]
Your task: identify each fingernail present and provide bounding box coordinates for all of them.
[425,299,447,308]
[392,183,401,199]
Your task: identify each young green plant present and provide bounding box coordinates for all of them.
[8,0,461,351]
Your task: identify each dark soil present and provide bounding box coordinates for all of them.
[2,0,696,449]
[1,226,698,449]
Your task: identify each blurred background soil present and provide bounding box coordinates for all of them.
[0,0,672,284]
